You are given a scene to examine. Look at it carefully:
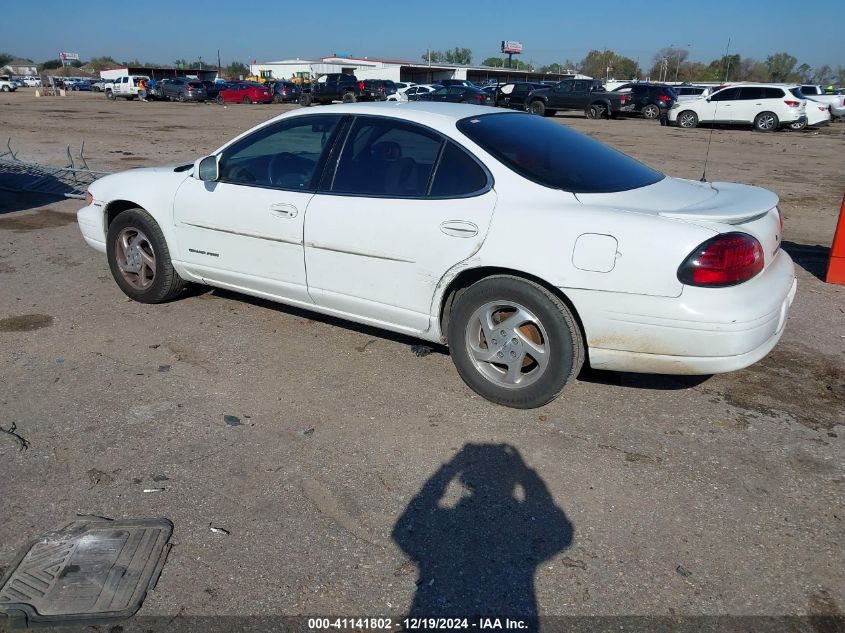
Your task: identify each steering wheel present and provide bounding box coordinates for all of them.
[267,152,311,188]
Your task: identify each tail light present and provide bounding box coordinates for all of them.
[658,94,671,102]
[677,232,764,287]
[784,100,800,107]
[474,94,485,100]
[359,81,364,90]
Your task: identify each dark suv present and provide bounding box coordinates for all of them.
[360,79,397,101]
[612,83,677,118]
[159,77,207,102]
[269,80,301,103]
[300,73,361,105]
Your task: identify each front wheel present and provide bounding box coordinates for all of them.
[528,100,545,116]
[243,95,252,104]
[447,276,584,409]
[342,91,357,103]
[642,103,660,119]
[106,208,186,304]
[299,93,313,107]
[177,93,185,102]
[216,94,224,104]
[754,111,779,132]
[106,90,115,100]
[676,110,698,128]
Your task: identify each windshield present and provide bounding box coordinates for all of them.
[457,113,664,194]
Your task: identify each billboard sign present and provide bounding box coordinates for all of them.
[60,52,80,61]
[501,41,523,54]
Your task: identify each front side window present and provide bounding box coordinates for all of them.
[331,118,442,197]
[711,87,740,101]
[457,113,664,194]
[219,115,342,189]
[556,82,572,93]
[432,87,448,97]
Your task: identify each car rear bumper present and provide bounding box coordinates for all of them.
[565,249,797,375]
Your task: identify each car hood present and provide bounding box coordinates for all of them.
[575,176,778,224]
[89,164,193,199]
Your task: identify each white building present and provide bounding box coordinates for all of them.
[250,55,570,84]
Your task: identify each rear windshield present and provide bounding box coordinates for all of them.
[188,81,204,88]
[457,113,664,194]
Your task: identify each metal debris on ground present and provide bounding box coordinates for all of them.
[676,564,691,577]
[0,518,172,627]
[411,344,434,357]
[303,427,315,437]
[0,422,29,451]
[209,525,230,536]
[0,137,110,199]
[142,488,166,493]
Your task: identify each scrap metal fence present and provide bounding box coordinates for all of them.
[0,138,110,199]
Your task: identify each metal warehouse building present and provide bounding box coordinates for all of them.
[250,55,570,84]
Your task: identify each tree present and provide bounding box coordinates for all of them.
[649,47,689,81]
[0,52,13,68]
[482,57,504,67]
[225,61,249,78]
[39,59,63,70]
[795,63,812,83]
[88,56,118,71]
[812,64,833,85]
[444,47,472,65]
[173,58,189,69]
[420,47,472,65]
[579,49,639,80]
[702,54,740,81]
[765,52,797,82]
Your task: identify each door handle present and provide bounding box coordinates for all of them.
[440,220,478,238]
[270,203,298,219]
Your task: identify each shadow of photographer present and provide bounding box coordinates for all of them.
[392,443,573,626]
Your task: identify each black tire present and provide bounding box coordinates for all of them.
[585,104,605,119]
[642,103,660,119]
[789,118,807,131]
[106,90,115,100]
[216,94,224,105]
[243,95,252,104]
[177,93,185,103]
[273,94,283,104]
[299,93,313,107]
[447,275,584,409]
[754,111,779,132]
[676,110,698,128]
[106,208,186,304]
[342,91,357,103]
[528,99,545,116]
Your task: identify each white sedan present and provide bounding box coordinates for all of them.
[78,103,796,408]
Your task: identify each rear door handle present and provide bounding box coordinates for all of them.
[440,220,478,238]
[270,203,298,219]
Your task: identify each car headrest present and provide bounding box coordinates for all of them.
[370,141,402,161]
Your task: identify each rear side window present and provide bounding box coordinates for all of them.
[457,113,663,194]
[739,87,763,100]
[430,142,489,197]
[332,118,442,197]
[764,87,784,99]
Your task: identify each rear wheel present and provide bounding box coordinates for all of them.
[342,91,357,103]
[528,99,545,116]
[177,93,185,102]
[299,93,313,107]
[642,103,660,119]
[447,276,584,409]
[106,208,186,304]
[789,118,807,130]
[243,95,252,104]
[585,104,605,119]
[216,94,224,104]
[273,94,283,104]
[754,111,778,132]
[676,110,698,128]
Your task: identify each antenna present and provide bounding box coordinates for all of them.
[701,37,731,182]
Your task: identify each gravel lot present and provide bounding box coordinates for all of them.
[0,91,843,626]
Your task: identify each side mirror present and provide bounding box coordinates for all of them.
[706,98,711,103]
[196,155,219,182]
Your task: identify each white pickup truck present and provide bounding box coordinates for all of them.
[0,75,18,92]
[799,85,845,119]
[104,75,150,100]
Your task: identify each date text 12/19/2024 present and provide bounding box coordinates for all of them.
[307,618,530,630]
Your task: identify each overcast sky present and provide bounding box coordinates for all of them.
[1,0,841,69]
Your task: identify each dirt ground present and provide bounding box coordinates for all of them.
[0,91,843,627]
